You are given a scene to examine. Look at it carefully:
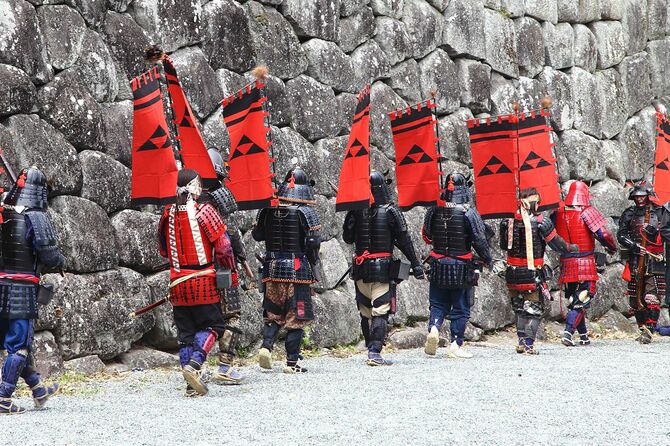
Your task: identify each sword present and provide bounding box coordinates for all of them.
[0,150,17,183]
[314,266,351,293]
[129,296,169,318]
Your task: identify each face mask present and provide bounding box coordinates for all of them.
[177,176,202,199]
[520,194,540,213]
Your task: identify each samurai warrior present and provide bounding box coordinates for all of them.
[158,169,234,396]
[342,171,424,366]
[553,181,617,347]
[252,167,321,373]
[421,173,492,359]
[500,187,576,354]
[0,167,64,414]
[201,148,248,385]
[617,182,666,344]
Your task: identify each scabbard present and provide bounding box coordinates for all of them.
[129,297,169,318]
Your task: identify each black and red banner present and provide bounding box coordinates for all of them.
[654,112,670,204]
[162,57,218,189]
[336,86,371,212]
[221,81,276,210]
[390,99,441,210]
[468,110,560,219]
[130,66,178,205]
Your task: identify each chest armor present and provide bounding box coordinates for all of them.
[167,205,215,269]
[629,207,660,245]
[1,209,36,274]
[354,206,393,255]
[431,206,471,256]
[509,217,545,260]
[265,206,304,253]
[555,208,594,252]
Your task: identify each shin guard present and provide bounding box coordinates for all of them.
[191,329,218,365]
[178,345,194,368]
[525,316,541,341]
[0,351,28,398]
[360,316,371,348]
[262,321,281,351]
[285,329,304,362]
[218,327,240,366]
[20,354,40,388]
[369,315,388,354]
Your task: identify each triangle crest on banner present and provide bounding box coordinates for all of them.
[520,151,552,171]
[657,157,670,170]
[479,155,512,176]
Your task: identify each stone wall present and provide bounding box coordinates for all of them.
[1,0,669,374]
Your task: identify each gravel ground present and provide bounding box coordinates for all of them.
[4,337,670,445]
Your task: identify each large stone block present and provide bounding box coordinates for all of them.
[616,106,657,180]
[66,0,107,27]
[315,195,344,241]
[600,0,623,19]
[557,0,601,22]
[101,101,133,167]
[537,67,573,131]
[318,239,351,288]
[647,39,670,100]
[303,39,355,93]
[516,76,544,115]
[47,268,154,360]
[589,263,626,320]
[141,270,177,350]
[557,129,606,181]
[79,150,131,214]
[271,126,321,184]
[283,0,340,41]
[647,0,668,40]
[3,114,82,196]
[387,59,422,104]
[313,136,350,190]
[339,7,375,53]
[595,68,627,139]
[32,330,64,378]
[202,0,255,73]
[442,0,486,61]
[589,178,628,218]
[542,21,574,70]
[48,196,119,273]
[112,210,167,273]
[599,140,627,183]
[0,64,36,117]
[349,41,391,89]
[370,81,407,158]
[514,17,544,78]
[401,0,443,59]
[620,0,648,56]
[37,4,86,71]
[38,71,106,151]
[483,8,518,78]
[572,24,597,73]
[525,0,558,23]
[129,0,202,52]
[438,108,475,166]
[335,92,357,136]
[489,72,518,116]
[101,11,152,80]
[340,0,368,16]
[70,29,119,102]
[286,75,340,141]
[310,288,360,347]
[393,278,429,324]
[247,73,292,127]
[470,273,513,331]
[0,0,51,83]
[118,347,178,370]
[456,59,491,114]
[569,66,602,138]
[168,47,223,120]
[418,49,459,115]
[370,0,403,18]
[588,21,626,69]
[617,53,652,117]
[246,1,308,79]
[374,16,411,66]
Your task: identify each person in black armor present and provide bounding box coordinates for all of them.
[618,183,666,344]
[342,171,424,366]
[500,187,576,355]
[202,148,247,384]
[421,173,492,359]
[252,167,321,373]
[0,167,65,414]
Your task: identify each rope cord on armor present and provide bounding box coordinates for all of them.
[169,269,216,288]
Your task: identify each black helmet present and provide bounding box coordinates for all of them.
[207,148,228,180]
[277,167,316,204]
[628,181,655,200]
[441,172,471,204]
[5,166,49,210]
[370,171,392,206]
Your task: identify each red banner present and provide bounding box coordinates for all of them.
[467,110,559,218]
[162,57,218,189]
[221,81,276,210]
[130,66,178,205]
[654,113,670,204]
[390,100,441,210]
[336,86,371,212]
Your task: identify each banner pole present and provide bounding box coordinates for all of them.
[430,91,444,193]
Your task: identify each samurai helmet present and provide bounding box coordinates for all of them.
[277,167,316,204]
[370,170,392,206]
[5,166,49,210]
[627,181,655,200]
[441,172,471,204]
[564,180,590,207]
[207,148,228,181]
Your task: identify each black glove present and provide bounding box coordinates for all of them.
[412,264,425,280]
[569,244,579,253]
[643,224,659,239]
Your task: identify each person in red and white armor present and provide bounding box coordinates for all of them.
[553,181,617,347]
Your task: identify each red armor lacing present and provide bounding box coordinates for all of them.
[354,250,391,265]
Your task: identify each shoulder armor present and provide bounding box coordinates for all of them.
[387,205,408,232]
[580,206,607,233]
[196,203,226,242]
[465,207,487,238]
[298,205,321,231]
[25,211,59,248]
[210,186,238,217]
[537,214,555,237]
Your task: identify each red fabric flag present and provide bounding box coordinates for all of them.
[162,57,218,189]
[221,81,276,210]
[517,111,560,212]
[130,66,178,205]
[390,100,441,210]
[468,115,519,218]
[654,113,670,204]
[336,86,371,212]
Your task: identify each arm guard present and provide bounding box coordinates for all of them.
[539,215,571,253]
[251,209,267,242]
[157,207,169,257]
[209,186,238,218]
[227,228,247,262]
[342,211,356,245]
[388,205,420,267]
[499,220,509,251]
[617,207,637,251]
[299,207,322,265]
[196,203,227,242]
[25,211,65,270]
[422,207,434,244]
[465,208,492,263]
[581,206,617,252]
